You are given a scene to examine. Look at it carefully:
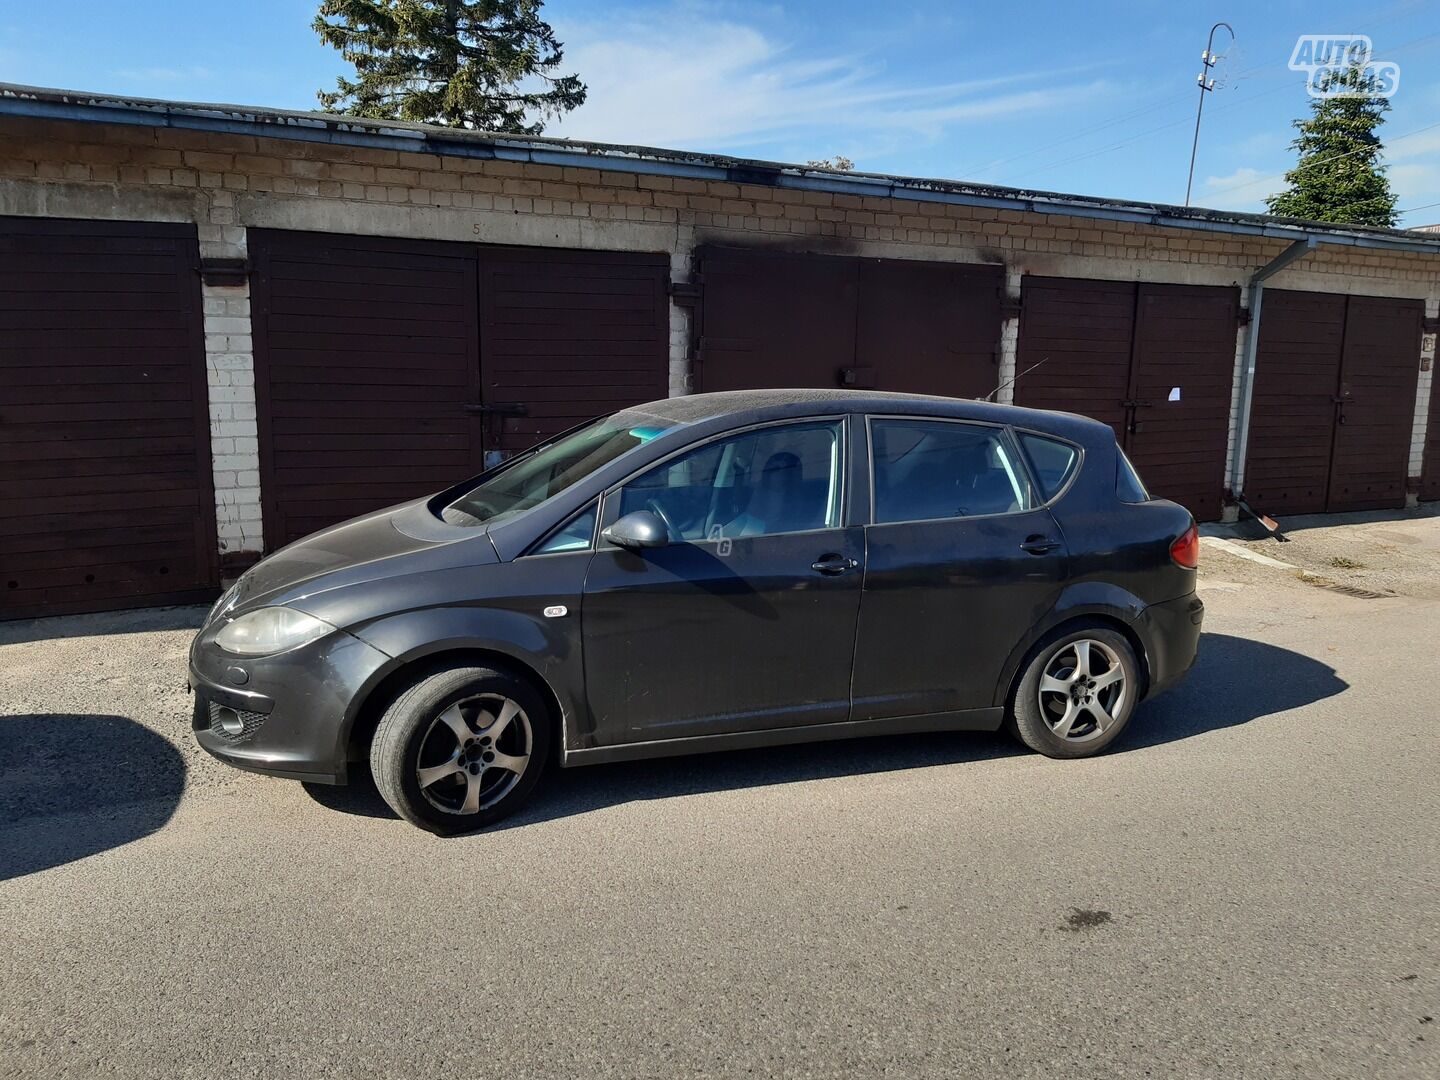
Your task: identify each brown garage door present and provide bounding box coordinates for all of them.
[1013,277,1134,436]
[1127,284,1240,522]
[854,259,1004,398]
[478,247,669,455]
[1247,290,1421,514]
[696,247,1003,396]
[251,230,484,550]
[251,230,670,549]
[696,248,858,392]
[1327,296,1422,512]
[0,217,217,619]
[1015,278,1239,520]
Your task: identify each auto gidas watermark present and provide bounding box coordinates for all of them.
[1289,35,1400,99]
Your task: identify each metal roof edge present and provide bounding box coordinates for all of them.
[3,82,1440,258]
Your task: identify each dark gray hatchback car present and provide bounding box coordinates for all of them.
[190,389,1203,833]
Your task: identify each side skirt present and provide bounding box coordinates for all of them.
[560,707,1004,768]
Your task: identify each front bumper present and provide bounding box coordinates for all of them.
[189,625,393,785]
[1135,591,1204,699]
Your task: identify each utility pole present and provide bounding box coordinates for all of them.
[1185,21,1235,207]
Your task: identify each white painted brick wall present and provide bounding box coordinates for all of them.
[667,230,695,396]
[1223,289,1251,491]
[1409,296,1438,487]
[201,248,263,558]
[995,268,1022,405]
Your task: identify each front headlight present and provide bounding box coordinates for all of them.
[213,607,337,657]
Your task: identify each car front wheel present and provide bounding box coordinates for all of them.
[1009,625,1139,759]
[370,664,552,834]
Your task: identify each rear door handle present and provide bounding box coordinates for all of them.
[811,554,859,575]
[1021,535,1061,555]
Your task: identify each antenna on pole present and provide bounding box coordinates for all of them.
[1184,21,1235,208]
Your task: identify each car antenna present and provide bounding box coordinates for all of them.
[983,356,1048,403]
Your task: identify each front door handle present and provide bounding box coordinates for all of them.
[811,554,859,575]
[1021,535,1061,555]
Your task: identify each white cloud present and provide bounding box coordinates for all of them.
[547,6,1115,160]
[1198,166,1280,212]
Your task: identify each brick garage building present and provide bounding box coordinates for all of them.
[1,84,1438,618]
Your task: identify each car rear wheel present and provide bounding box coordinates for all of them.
[1009,625,1139,759]
[370,664,552,834]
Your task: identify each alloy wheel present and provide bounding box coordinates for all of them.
[415,694,532,815]
[1036,638,1127,743]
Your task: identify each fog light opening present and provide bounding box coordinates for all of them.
[215,707,245,736]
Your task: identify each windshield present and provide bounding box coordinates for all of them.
[441,414,676,526]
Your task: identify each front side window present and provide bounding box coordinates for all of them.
[615,421,843,541]
[442,413,677,526]
[871,419,1032,524]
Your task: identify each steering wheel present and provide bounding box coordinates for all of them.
[645,499,681,540]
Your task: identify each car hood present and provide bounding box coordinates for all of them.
[227,499,496,613]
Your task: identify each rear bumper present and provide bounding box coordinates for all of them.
[1136,591,1204,699]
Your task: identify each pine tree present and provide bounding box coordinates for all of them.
[1266,64,1397,227]
[314,0,586,135]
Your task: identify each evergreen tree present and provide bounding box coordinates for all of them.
[1266,64,1397,227]
[314,0,586,135]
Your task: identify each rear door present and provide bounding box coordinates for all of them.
[850,417,1070,720]
[581,418,863,745]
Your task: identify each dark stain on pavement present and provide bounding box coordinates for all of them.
[1060,908,1113,932]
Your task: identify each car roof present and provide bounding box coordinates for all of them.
[624,388,1113,445]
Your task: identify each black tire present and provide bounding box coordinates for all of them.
[370,664,552,835]
[1008,623,1140,759]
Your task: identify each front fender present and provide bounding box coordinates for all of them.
[989,580,1150,708]
[338,605,589,757]
[288,552,594,756]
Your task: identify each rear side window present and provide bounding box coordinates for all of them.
[1017,433,1079,502]
[1116,448,1150,503]
[871,419,1033,524]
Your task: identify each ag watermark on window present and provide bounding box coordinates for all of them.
[1289,35,1400,98]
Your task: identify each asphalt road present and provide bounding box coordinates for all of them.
[1,536,1437,1078]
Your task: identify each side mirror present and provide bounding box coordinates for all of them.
[601,510,670,550]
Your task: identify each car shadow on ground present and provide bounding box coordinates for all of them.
[0,714,186,880]
[304,631,1349,832]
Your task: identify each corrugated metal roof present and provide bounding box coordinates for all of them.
[3,81,1439,257]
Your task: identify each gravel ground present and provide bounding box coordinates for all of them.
[1207,503,1440,600]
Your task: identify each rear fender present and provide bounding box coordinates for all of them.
[990,581,1148,708]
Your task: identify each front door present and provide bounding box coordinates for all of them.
[850,418,1072,719]
[581,419,863,746]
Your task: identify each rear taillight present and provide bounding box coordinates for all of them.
[1170,521,1199,569]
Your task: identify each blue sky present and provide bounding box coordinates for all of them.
[4,0,1438,225]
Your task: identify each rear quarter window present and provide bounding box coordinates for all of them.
[1116,448,1150,503]
[1017,433,1079,502]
